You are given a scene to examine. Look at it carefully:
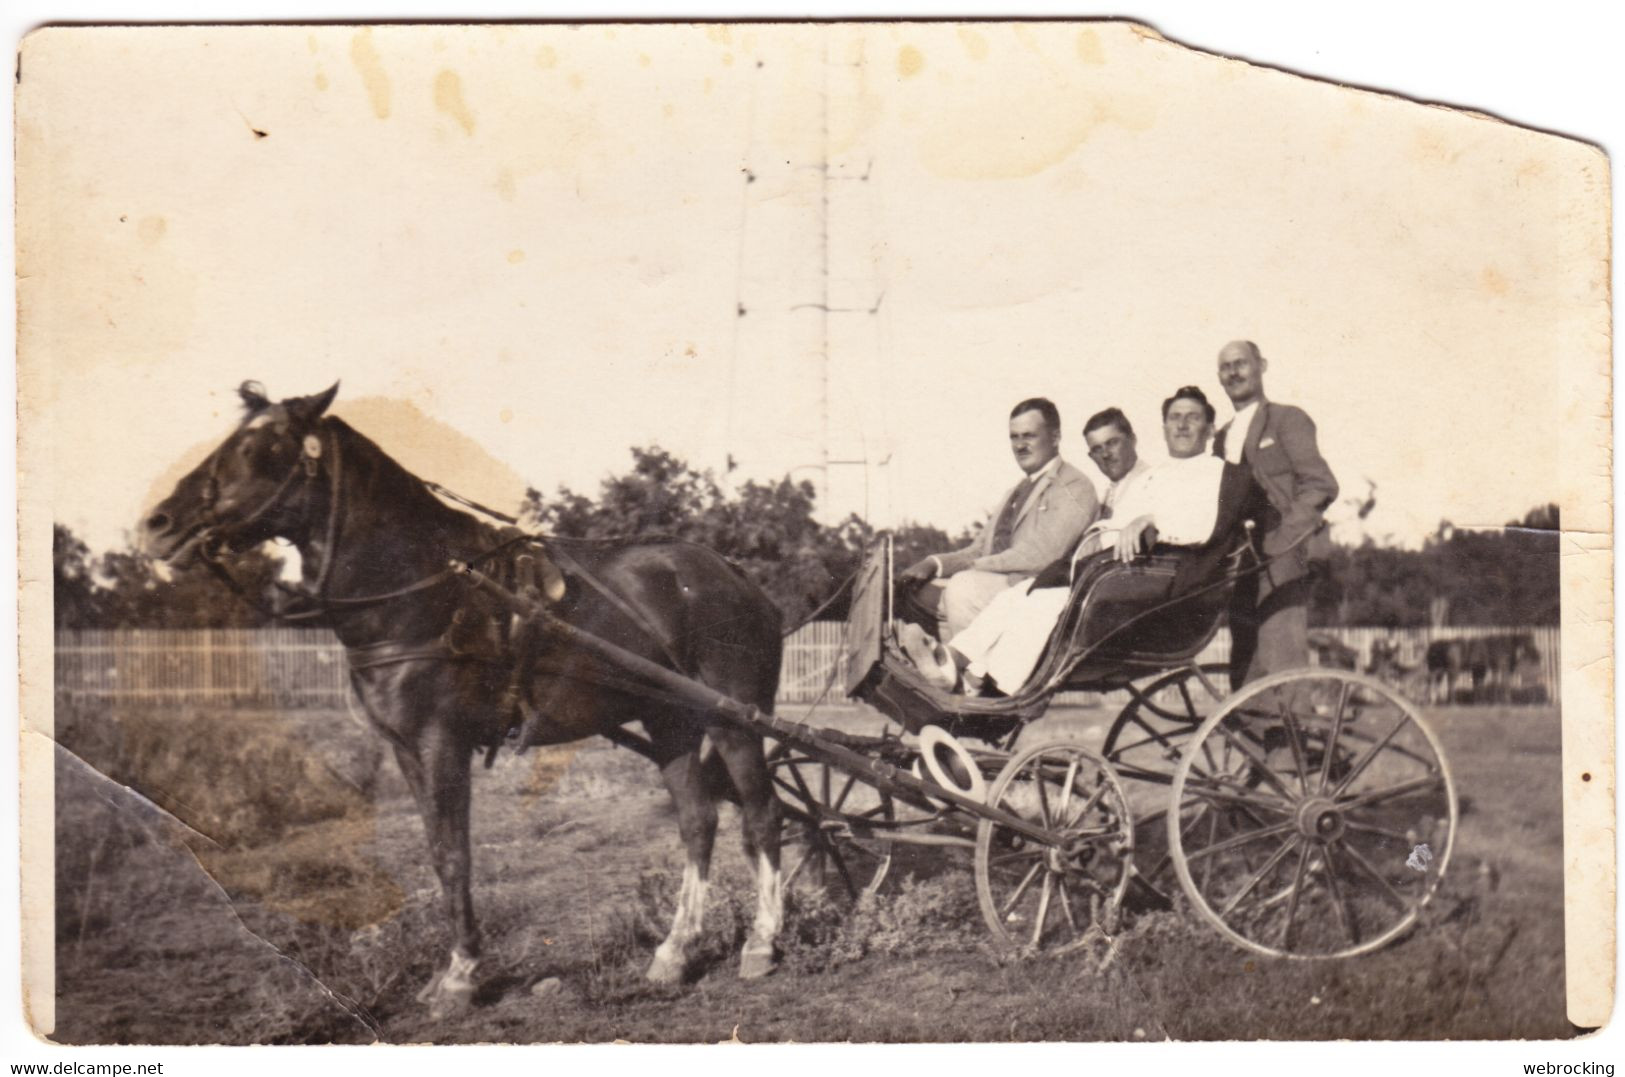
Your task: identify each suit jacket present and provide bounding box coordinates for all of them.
[1213,400,1338,587]
[937,458,1098,583]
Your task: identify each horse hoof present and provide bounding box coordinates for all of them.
[428,986,475,1021]
[738,945,776,980]
[646,952,686,985]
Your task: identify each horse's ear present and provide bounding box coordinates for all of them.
[238,381,270,411]
[288,381,340,422]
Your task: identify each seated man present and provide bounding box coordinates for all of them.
[898,397,1098,640]
[901,386,1235,695]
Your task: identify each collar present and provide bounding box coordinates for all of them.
[1225,400,1262,464]
[1111,457,1152,490]
[1025,455,1063,485]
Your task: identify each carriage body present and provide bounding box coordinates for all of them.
[842,534,1231,740]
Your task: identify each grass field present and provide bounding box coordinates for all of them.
[48,697,1574,1044]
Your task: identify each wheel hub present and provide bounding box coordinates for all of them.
[1294,796,1344,841]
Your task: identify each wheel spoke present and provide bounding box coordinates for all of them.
[1279,839,1314,949]
[1336,837,1418,912]
[1219,834,1301,919]
[1320,843,1361,945]
[1212,721,1300,801]
[832,770,859,813]
[1331,714,1413,798]
[1278,703,1312,795]
[1180,778,1294,815]
[1317,681,1354,792]
[1199,809,1218,891]
[1030,873,1054,947]
[1338,773,1444,812]
[783,846,815,888]
[1057,877,1078,932]
[1065,779,1110,830]
[1342,819,1419,844]
[828,843,858,899]
[1185,818,1298,864]
[786,761,818,809]
[1034,765,1055,827]
[1000,860,1044,917]
[1057,758,1080,820]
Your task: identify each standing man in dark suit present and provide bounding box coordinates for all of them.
[1213,340,1339,687]
[899,397,1098,640]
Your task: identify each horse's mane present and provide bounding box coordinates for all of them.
[323,416,483,531]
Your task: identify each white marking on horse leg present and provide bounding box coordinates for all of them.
[647,861,708,984]
[739,851,783,980]
[422,947,480,1018]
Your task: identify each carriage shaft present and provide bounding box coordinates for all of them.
[453,561,1061,847]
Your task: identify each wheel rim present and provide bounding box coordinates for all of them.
[974,742,1134,953]
[767,741,895,902]
[1168,669,1458,959]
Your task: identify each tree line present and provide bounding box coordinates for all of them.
[54,446,1559,629]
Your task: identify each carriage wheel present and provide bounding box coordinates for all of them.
[1168,669,1457,959]
[766,741,895,903]
[974,742,1134,954]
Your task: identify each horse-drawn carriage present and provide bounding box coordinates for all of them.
[140,384,1459,1015]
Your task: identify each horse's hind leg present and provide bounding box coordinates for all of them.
[393,729,481,1017]
[647,739,718,985]
[708,725,784,980]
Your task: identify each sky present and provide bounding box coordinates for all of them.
[15,19,1607,556]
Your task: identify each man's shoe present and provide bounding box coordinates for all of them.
[900,623,958,692]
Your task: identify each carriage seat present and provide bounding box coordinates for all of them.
[1016,466,1261,693]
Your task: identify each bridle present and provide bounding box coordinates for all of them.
[195,418,527,622]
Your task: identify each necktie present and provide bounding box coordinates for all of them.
[991,475,1034,554]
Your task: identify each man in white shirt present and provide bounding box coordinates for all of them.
[901,388,1229,695]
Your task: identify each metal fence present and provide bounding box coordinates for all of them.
[55,623,1559,708]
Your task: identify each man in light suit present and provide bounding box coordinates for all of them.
[1213,340,1339,687]
[900,397,1098,639]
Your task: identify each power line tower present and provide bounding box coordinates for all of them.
[724,30,891,527]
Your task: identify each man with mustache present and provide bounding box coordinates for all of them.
[898,397,1098,640]
[1213,339,1339,687]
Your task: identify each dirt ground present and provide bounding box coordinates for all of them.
[47,697,1574,1044]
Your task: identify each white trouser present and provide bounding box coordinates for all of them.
[948,582,1071,692]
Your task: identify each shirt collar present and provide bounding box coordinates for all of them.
[1026,455,1063,484]
[1225,401,1261,464]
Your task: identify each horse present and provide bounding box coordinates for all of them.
[137,382,787,1017]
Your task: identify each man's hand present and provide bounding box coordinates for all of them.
[1114,516,1157,563]
[899,557,939,583]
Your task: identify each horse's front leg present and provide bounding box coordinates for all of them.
[394,726,481,1018]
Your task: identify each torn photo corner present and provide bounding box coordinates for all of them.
[14,20,1612,1045]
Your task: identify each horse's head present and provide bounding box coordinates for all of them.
[138,381,340,566]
